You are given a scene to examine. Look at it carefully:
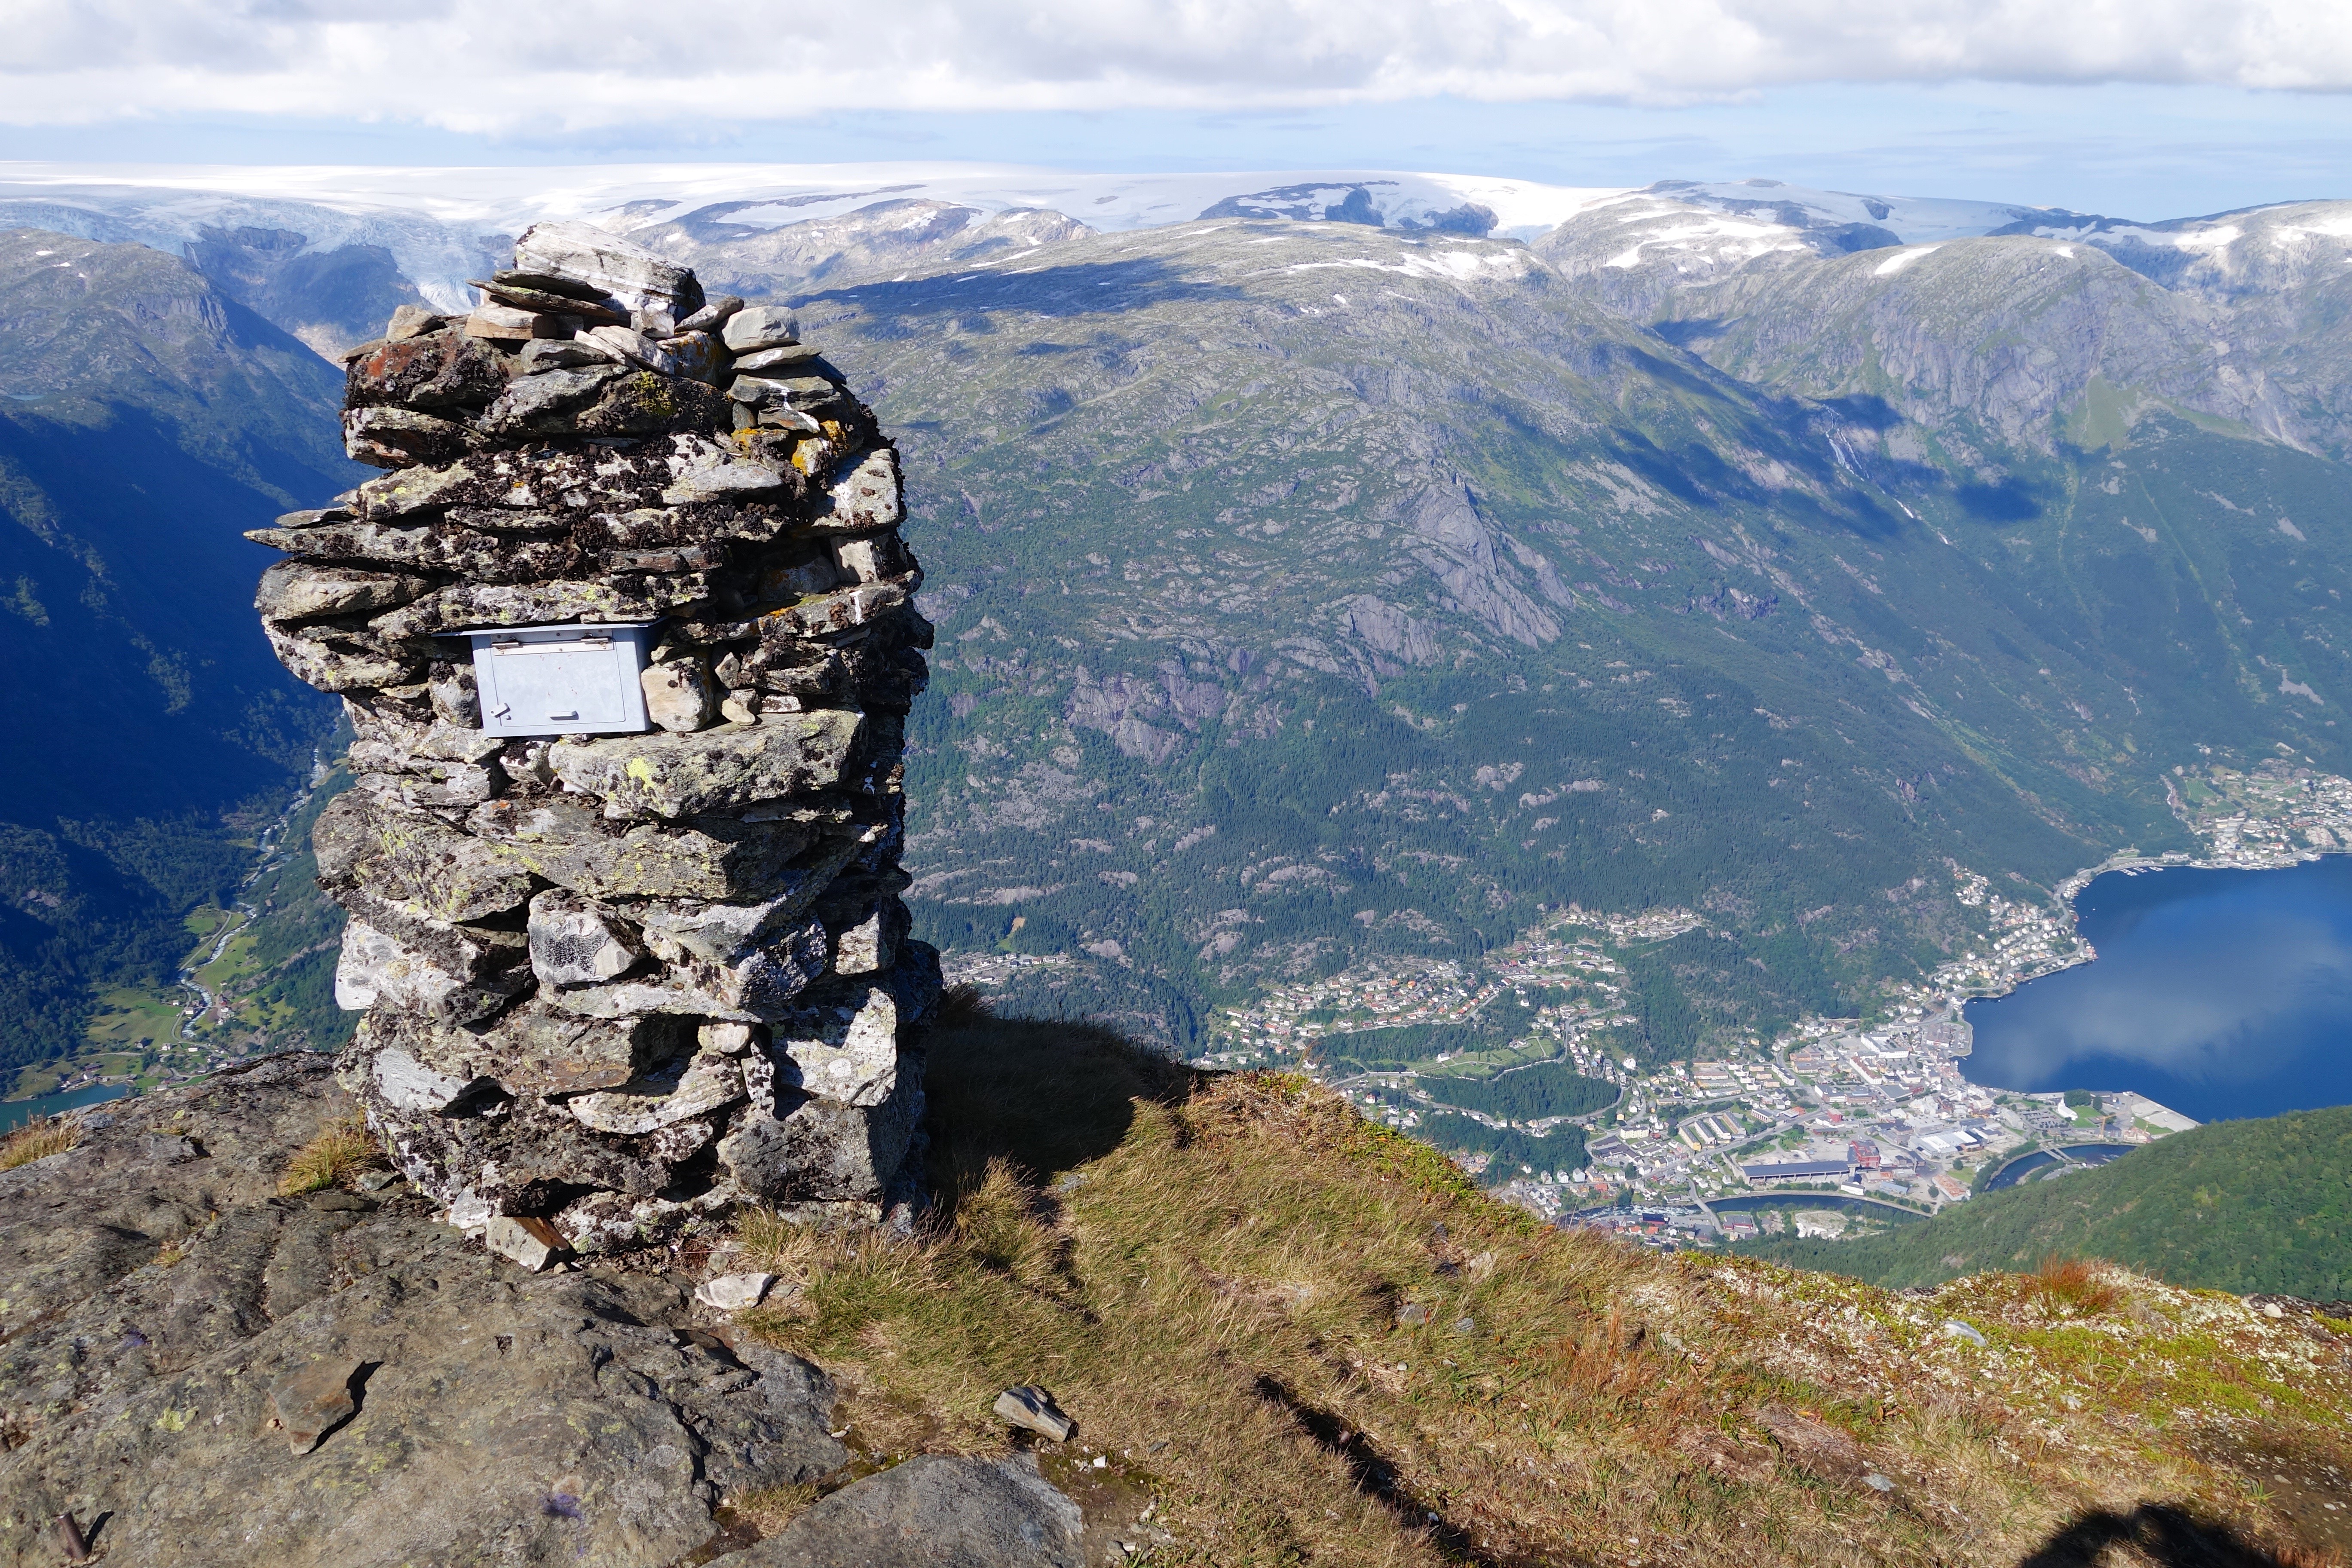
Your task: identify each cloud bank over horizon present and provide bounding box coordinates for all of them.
[4,0,2349,131]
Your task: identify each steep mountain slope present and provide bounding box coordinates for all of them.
[3,1024,2346,1565]
[1541,191,2352,460]
[0,189,487,355]
[14,177,2352,1072]
[0,228,353,1071]
[716,217,2352,1048]
[1737,1106,2352,1299]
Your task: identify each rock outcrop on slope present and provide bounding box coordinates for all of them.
[250,221,938,1253]
[0,1059,1088,1568]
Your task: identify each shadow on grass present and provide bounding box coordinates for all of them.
[2016,1504,2315,1567]
[921,989,1205,1213]
[1252,1375,1529,1568]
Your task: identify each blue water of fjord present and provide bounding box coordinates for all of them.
[1960,858,2352,1122]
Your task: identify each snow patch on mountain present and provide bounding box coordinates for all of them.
[1873,245,1942,276]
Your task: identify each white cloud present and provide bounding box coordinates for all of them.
[0,0,2347,129]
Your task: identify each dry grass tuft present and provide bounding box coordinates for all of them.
[278,1110,383,1195]
[722,1013,2352,1567]
[724,1481,822,1532]
[0,1114,81,1171]
[2028,1254,2122,1315]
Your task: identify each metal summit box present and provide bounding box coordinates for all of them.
[464,623,653,738]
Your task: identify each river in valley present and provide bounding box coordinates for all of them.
[1962,857,2352,1122]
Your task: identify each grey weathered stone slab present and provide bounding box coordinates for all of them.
[256,560,430,623]
[334,918,532,1023]
[262,621,425,692]
[473,277,628,322]
[346,332,509,412]
[352,456,494,518]
[731,343,820,374]
[661,330,724,385]
[513,220,706,315]
[567,370,732,438]
[462,302,562,340]
[273,504,354,529]
[346,704,506,765]
[662,454,791,505]
[630,858,858,966]
[549,711,866,818]
[674,295,743,334]
[251,518,585,583]
[352,1001,683,1099]
[582,324,678,376]
[314,790,536,923]
[464,793,843,901]
[360,1039,500,1115]
[343,405,478,468]
[480,363,626,434]
[720,305,799,353]
[563,1044,746,1136]
[715,1069,922,1207]
[528,888,646,988]
[370,576,704,639]
[805,446,903,533]
[773,986,903,1107]
[516,337,617,371]
[319,882,526,984]
[542,918,827,1023]
[758,579,917,640]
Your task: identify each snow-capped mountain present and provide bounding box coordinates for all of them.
[6,159,2348,383]
[0,162,1620,321]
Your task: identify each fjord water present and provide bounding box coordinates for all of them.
[1962,859,2352,1120]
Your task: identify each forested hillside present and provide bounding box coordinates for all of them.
[0,229,352,1071]
[1736,1107,2352,1299]
[750,218,2352,1049]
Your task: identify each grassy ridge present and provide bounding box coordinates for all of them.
[720,1009,2352,1564]
[1736,1107,2352,1300]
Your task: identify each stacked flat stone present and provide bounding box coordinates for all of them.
[250,222,937,1250]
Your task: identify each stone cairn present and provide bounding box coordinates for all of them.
[250,222,937,1259]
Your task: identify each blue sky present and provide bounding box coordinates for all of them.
[2,1,2347,219]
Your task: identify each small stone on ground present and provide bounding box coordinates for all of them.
[994,1384,1076,1441]
[271,1358,364,1455]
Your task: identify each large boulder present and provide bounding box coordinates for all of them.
[711,1455,1084,1568]
[0,1061,848,1568]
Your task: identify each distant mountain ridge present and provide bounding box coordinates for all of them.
[6,162,2352,1067]
[4,164,2271,354]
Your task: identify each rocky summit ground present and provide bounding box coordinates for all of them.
[1,1014,2348,1567]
